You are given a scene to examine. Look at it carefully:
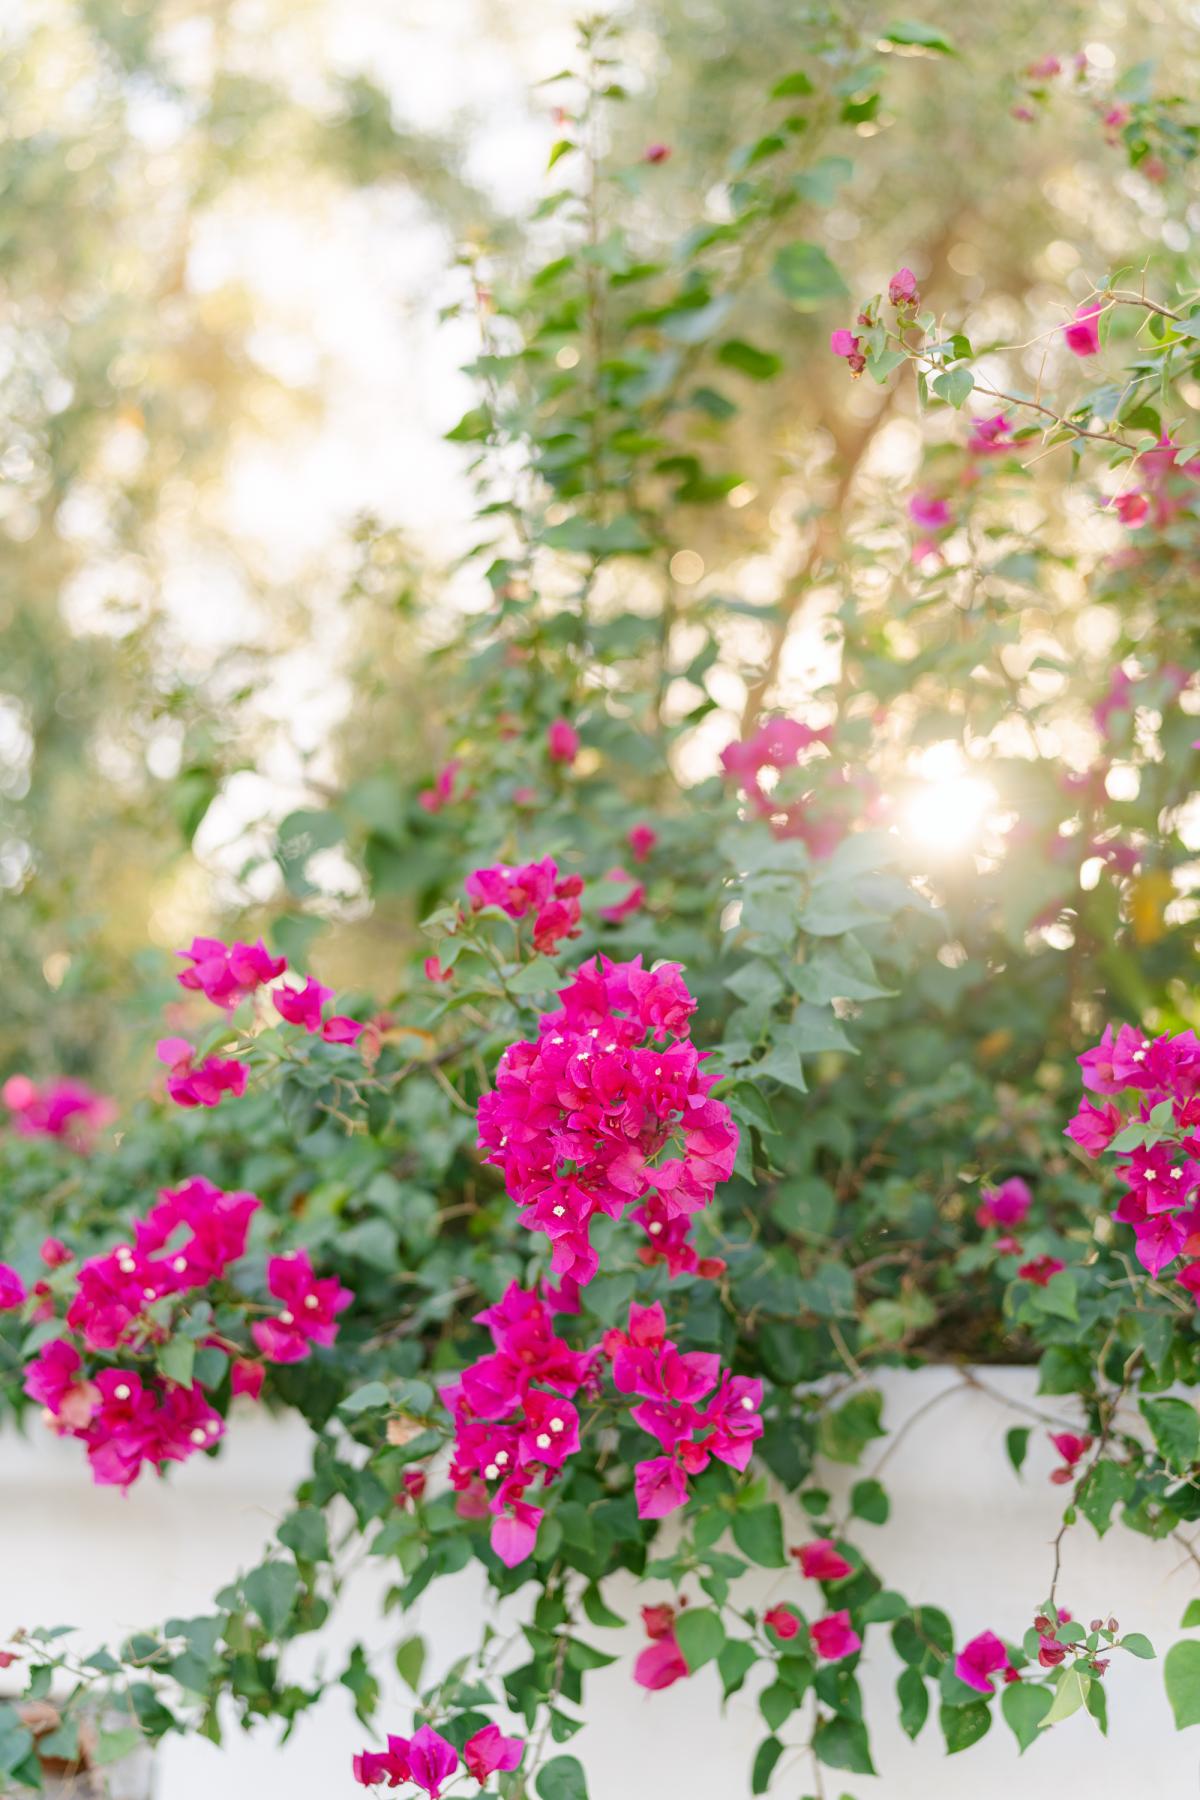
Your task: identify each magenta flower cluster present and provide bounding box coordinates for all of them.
[442,1282,594,1567]
[607,1300,763,1519]
[1067,1023,1200,1286]
[476,955,737,1291]
[17,1177,352,1489]
[160,935,363,1113]
[464,857,584,955]
[353,1721,523,1794]
[1,1075,114,1147]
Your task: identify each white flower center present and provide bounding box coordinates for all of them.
[550,1417,564,1432]
[304,1294,319,1309]
[114,1384,131,1401]
[535,1432,551,1449]
[190,1428,207,1446]
[495,1450,509,1465]
[280,1310,294,1325]
[484,1462,499,1479]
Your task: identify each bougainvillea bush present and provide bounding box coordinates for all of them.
[4,13,1200,1794]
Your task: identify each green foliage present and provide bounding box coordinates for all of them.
[3,1,1200,1793]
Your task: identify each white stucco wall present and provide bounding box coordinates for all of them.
[3,1365,1198,1797]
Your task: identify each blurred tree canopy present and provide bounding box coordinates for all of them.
[4,0,1198,1087]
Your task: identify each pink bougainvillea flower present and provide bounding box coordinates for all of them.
[888,266,919,307]
[156,1038,248,1110]
[976,1176,1033,1230]
[1038,1634,1068,1667]
[1027,54,1062,76]
[643,143,672,163]
[1064,1099,1123,1157]
[763,1605,801,1641]
[0,1264,27,1311]
[1112,489,1150,528]
[810,1611,861,1662]
[394,1468,427,1507]
[321,1015,364,1045]
[955,1629,1013,1693]
[490,1491,544,1567]
[966,412,1015,457]
[424,956,454,984]
[634,1455,689,1520]
[1018,1254,1065,1287]
[830,328,866,376]
[176,937,285,1010]
[465,858,584,955]
[273,976,333,1033]
[251,1249,353,1364]
[547,718,581,764]
[40,1237,73,1269]
[1132,1211,1188,1276]
[599,868,646,924]
[418,758,461,814]
[628,823,659,863]
[404,1726,459,1799]
[1102,104,1131,139]
[353,1741,410,1788]
[908,491,952,533]
[231,1359,265,1401]
[1049,1430,1093,1484]
[463,1724,524,1784]
[791,1538,853,1582]
[635,1605,689,1688]
[2,1075,115,1147]
[476,955,734,1287]
[1063,301,1102,356]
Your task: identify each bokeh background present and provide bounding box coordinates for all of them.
[5,0,1197,1089]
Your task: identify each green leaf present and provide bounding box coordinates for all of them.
[243,1561,299,1638]
[395,1636,426,1691]
[1121,1633,1156,1659]
[1077,1460,1133,1536]
[1005,1428,1030,1477]
[0,1709,35,1777]
[674,1607,725,1672]
[1044,1666,1089,1724]
[850,1479,889,1525]
[770,243,847,310]
[818,1390,886,1464]
[157,1335,195,1389]
[812,1716,876,1774]
[932,367,974,409]
[719,1639,758,1699]
[770,70,815,97]
[278,1507,330,1563]
[883,19,956,52]
[340,1381,391,1415]
[1166,1639,1200,1727]
[506,957,561,994]
[867,347,907,383]
[732,1503,787,1567]
[581,1585,624,1629]
[1183,1600,1200,1630]
[897,1665,929,1738]
[537,1754,588,1800]
[760,1681,797,1730]
[751,1736,784,1793]
[1141,1398,1200,1469]
[792,156,853,208]
[93,1726,144,1767]
[940,1700,991,1753]
[1001,1680,1052,1751]
[547,138,575,170]
[717,339,783,381]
